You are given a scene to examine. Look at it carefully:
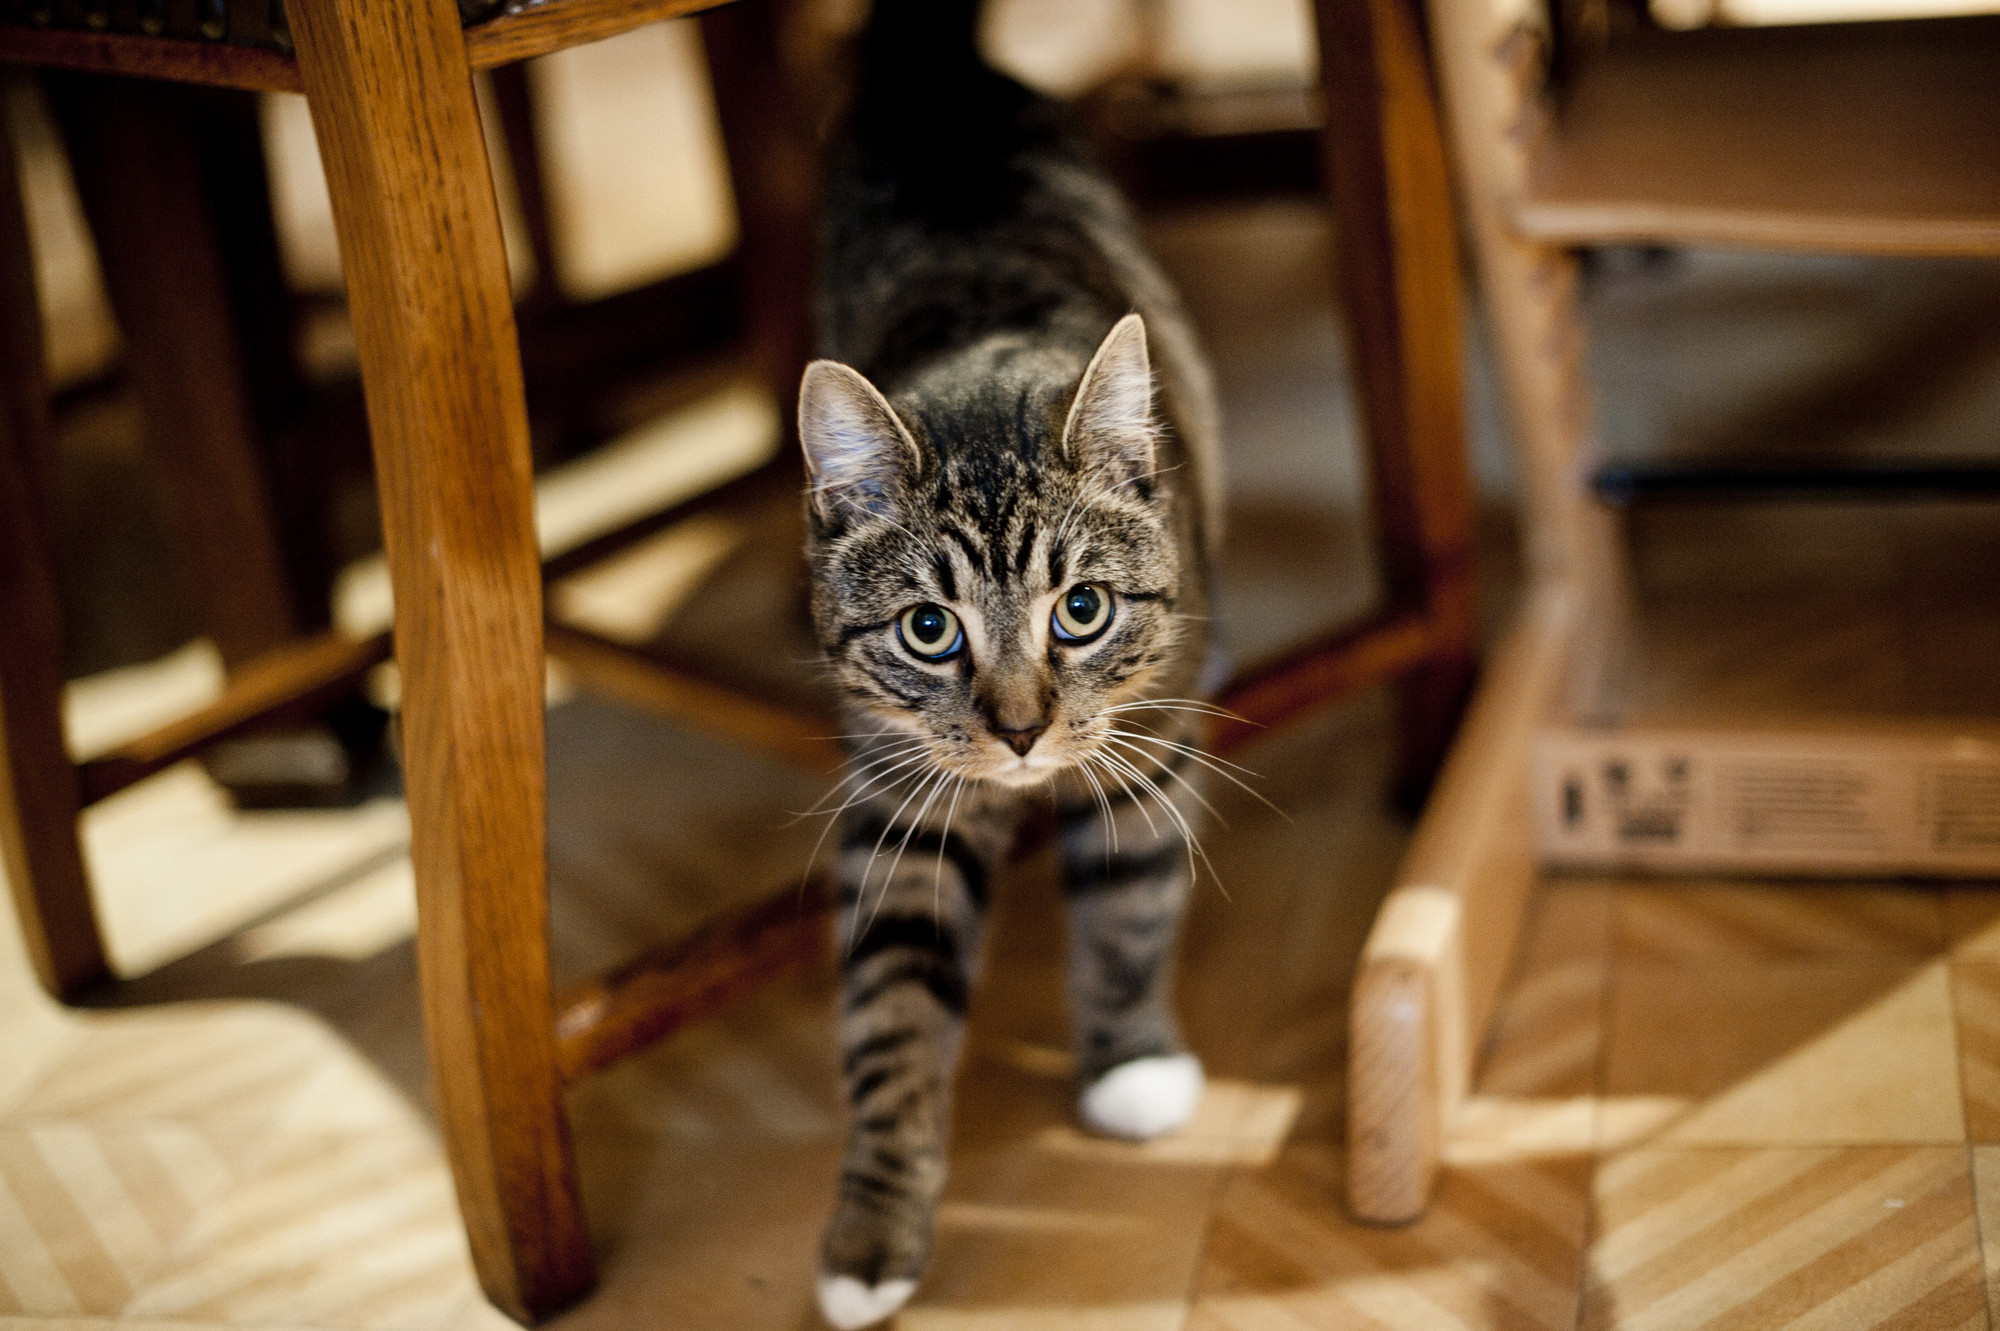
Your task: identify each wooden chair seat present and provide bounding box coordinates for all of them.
[3,0,730,88]
[0,0,1481,1320]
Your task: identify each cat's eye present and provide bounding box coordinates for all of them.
[1052,583,1114,643]
[897,603,963,661]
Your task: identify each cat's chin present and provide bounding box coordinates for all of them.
[980,758,1062,788]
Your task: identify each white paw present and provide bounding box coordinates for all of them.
[817,1274,917,1329]
[1079,1053,1203,1141]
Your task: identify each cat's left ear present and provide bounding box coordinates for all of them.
[1063,313,1157,486]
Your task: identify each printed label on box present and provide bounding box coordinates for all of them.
[1533,727,2000,877]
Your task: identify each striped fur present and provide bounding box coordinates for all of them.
[800,1,1223,1317]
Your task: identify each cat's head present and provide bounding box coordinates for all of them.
[800,314,1184,787]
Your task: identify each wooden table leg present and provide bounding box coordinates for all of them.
[287,0,593,1316]
[0,109,109,1002]
[1314,0,1480,806]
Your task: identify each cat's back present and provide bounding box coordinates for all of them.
[816,0,1222,545]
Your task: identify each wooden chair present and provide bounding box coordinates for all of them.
[1343,0,2000,1226]
[0,0,1479,1319]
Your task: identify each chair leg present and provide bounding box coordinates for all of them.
[1313,0,1480,806]
[42,73,302,670]
[287,0,592,1318]
[1417,0,1632,720]
[0,110,109,1001]
[701,0,817,420]
[486,63,563,313]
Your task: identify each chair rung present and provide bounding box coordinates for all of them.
[465,0,727,75]
[554,881,832,1083]
[76,631,392,806]
[543,621,842,772]
[1211,610,1437,754]
[0,27,304,93]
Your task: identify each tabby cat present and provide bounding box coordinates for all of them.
[800,3,1223,1325]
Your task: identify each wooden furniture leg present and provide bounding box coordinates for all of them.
[700,0,815,416]
[187,85,337,635]
[1313,0,1480,807]
[487,63,563,312]
[0,109,109,1002]
[1345,586,1573,1223]
[287,0,592,1313]
[1420,0,1631,710]
[1343,0,1627,1226]
[43,72,302,668]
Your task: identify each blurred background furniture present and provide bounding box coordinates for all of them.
[0,0,825,1317]
[1345,0,2000,1225]
[0,0,1482,1319]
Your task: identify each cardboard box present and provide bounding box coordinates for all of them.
[1533,721,2000,877]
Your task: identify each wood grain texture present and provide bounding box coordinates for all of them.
[1583,1145,1985,1330]
[1520,18,2000,257]
[1420,4,1625,606]
[0,28,304,92]
[0,109,108,1003]
[463,0,728,73]
[1193,1143,1591,1330]
[554,882,830,1083]
[0,0,734,93]
[1311,0,1479,801]
[1952,964,2000,1143]
[1347,929,1446,1224]
[285,0,592,1313]
[1347,588,1575,1224]
[75,631,392,805]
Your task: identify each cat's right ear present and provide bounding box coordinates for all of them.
[798,360,922,525]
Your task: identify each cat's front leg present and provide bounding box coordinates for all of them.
[1058,746,1205,1141]
[818,798,999,1329]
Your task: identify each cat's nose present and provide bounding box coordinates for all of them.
[993,722,1047,757]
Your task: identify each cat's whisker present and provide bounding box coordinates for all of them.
[795,753,927,832]
[1096,744,1204,840]
[1106,757,1212,892]
[847,763,948,949]
[1098,732,1229,829]
[861,765,956,943]
[797,748,939,890]
[1101,696,1254,726]
[1095,746,1227,900]
[790,740,934,821]
[1072,757,1119,858]
[932,773,969,926]
[810,737,930,791]
[1084,750,1159,841]
[1053,461,1185,555]
[833,738,935,780]
[1106,719,1264,778]
[1103,727,1293,823]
